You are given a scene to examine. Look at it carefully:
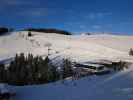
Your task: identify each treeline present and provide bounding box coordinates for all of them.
[0,27,72,35]
[25,28,72,35]
[0,27,13,35]
[103,60,129,71]
[0,53,73,86]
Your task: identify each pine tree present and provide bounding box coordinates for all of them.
[8,61,17,84]
[47,64,60,82]
[6,53,62,85]
[8,53,27,85]
[62,59,73,78]
[37,56,49,83]
[0,64,5,82]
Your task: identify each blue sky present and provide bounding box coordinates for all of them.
[0,0,133,34]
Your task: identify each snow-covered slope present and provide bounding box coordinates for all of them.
[12,64,133,100]
[0,31,133,63]
[1,31,133,100]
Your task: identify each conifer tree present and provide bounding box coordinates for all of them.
[62,59,73,78]
[5,53,62,85]
[0,64,5,82]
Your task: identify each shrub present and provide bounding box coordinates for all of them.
[28,31,32,37]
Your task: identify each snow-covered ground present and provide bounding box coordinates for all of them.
[11,64,133,100]
[0,31,133,63]
[1,31,133,100]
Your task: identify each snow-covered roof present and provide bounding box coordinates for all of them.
[78,62,104,68]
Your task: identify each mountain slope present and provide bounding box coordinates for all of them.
[0,31,133,62]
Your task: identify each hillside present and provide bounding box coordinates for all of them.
[0,31,133,63]
[1,31,133,100]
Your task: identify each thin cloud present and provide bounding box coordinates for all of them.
[79,25,87,29]
[0,0,42,7]
[17,8,47,17]
[88,13,96,20]
[1,0,25,6]
[97,12,112,17]
[87,12,112,20]
[92,25,101,29]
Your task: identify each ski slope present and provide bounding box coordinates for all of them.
[0,31,133,62]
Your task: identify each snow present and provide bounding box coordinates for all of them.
[9,64,133,100]
[0,31,133,63]
[1,31,133,100]
[0,83,9,93]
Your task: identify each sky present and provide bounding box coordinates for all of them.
[0,0,133,34]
